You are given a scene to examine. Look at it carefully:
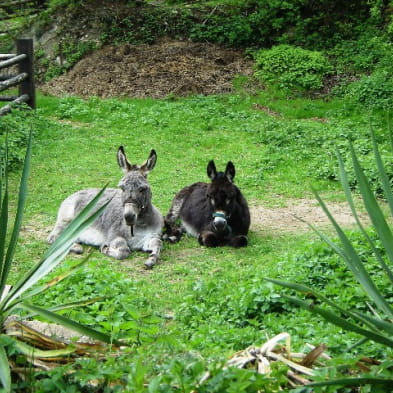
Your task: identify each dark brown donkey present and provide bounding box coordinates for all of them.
[164,160,250,247]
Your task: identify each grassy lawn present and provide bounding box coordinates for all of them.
[6,90,393,390]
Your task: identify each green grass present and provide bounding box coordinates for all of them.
[6,90,392,390]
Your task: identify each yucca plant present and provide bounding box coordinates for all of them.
[267,128,393,390]
[0,133,115,392]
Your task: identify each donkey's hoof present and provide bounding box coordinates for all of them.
[144,258,156,269]
[70,243,84,254]
[199,232,219,247]
[231,235,248,248]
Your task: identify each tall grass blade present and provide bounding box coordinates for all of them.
[308,377,393,389]
[44,185,108,258]
[0,132,32,299]
[0,345,10,393]
[0,139,8,286]
[314,190,393,317]
[11,339,75,359]
[21,303,115,344]
[371,129,393,218]
[285,295,393,348]
[312,189,393,318]
[351,310,393,335]
[0,190,8,289]
[337,151,393,284]
[266,278,382,332]
[20,254,92,301]
[350,143,393,270]
[44,297,107,313]
[2,196,109,310]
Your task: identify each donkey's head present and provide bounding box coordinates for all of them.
[206,160,236,233]
[117,147,157,234]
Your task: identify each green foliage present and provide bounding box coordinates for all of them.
[101,7,193,45]
[44,40,98,81]
[346,71,393,110]
[253,45,332,92]
[329,35,393,74]
[0,135,115,392]
[190,14,253,46]
[0,109,37,171]
[269,129,393,390]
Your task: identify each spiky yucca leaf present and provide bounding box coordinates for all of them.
[267,130,393,389]
[0,131,32,300]
[1,186,109,313]
[0,345,10,393]
[0,134,118,392]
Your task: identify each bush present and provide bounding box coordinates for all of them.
[0,109,36,171]
[253,45,332,92]
[329,35,393,74]
[346,70,393,110]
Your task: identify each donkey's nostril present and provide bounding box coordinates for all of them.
[213,216,227,231]
[124,212,136,226]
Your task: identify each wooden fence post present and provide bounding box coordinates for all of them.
[16,38,35,109]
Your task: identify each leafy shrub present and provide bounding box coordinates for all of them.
[0,109,37,171]
[44,40,98,80]
[246,112,393,194]
[190,14,253,46]
[346,70,393,110]
[329,35,393,74]
[253,45,333,92]
[269,131,393,391]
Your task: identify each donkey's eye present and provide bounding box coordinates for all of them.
[138,186,147,193]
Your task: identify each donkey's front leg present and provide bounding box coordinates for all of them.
[198,231,220,247]
[101,237,131,260]
[143,237,162,269]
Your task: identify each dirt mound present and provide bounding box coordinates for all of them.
[41,39,254,98]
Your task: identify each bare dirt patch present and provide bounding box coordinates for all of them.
[250,199,368,235]
[41,39,254,98]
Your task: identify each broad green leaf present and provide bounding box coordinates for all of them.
[350,143,393,274]
[352,310,393,335]
[44,297,107,313]
[0,136,8,279]
[0,190,8,289]
[21,254,92,301]
[308,377,393,389]
[2,189,109,310]
[371,129,393,219]
[266,278,380,332]
[0,131,32,298]
[12,338,75,358]
[337,150,393,284]
[20,303,116,345]
[312,188,393,318]
[44,185,109,258]
[0,345,10,393]
[285,295,393,348]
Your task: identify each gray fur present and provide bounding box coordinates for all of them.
[48,148,163,269]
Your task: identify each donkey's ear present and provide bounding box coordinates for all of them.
[207,160,217,180]
[140,149,157,176]
[117,146,132,173]
[225,161,235,182]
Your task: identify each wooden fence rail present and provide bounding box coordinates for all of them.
[0,38,35,116]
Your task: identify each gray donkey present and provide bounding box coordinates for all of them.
[48,147,163,269]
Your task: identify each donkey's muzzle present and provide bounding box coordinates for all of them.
[212,212,228,232]
[124,203,138,226]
